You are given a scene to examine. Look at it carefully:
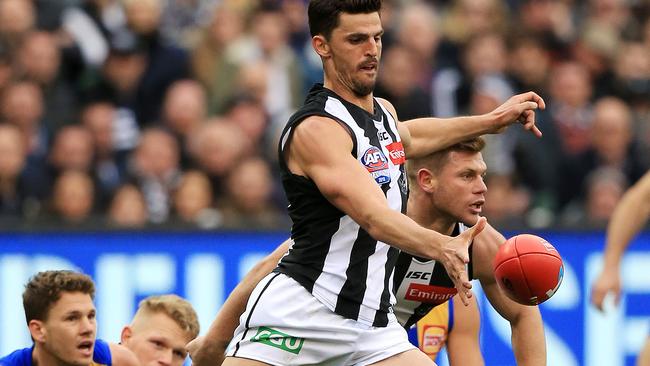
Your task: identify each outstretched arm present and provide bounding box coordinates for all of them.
[187,240,292,366]
[378,91,545,159]
[446,295,484,366]
[591,170,650,310]
[285,116,486,304]
[473,225,546,365]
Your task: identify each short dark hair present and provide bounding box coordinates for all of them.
[407,137,486,183]
[23,270,95,323]
[308,0,382,39]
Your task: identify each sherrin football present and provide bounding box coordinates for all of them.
[493,234,564,306]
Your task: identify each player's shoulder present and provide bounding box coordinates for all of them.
[93,339,112,365]
[106,342,139,366]
[375,98,398,121]
[0,347,33,366]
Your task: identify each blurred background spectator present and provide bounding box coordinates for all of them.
[0,0,646,232]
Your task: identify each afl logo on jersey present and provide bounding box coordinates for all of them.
[362,146,391,184]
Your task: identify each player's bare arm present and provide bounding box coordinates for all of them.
[187,241,292,366]
[592,170,650,310]
[446,296,484,366]
[109,343,141,366]
[377,92,545,160]
[473,224,546,366]
[287,116,486,304]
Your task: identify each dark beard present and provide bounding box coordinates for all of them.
[351,79,375,97]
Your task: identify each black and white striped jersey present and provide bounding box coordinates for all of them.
[275,84,409,327]
[393,222,475,329]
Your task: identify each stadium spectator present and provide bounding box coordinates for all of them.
[219,156,288,230]
[191,3,246,115]
[16,31,78,131]
[508,35,552,96]
[0,124,28,217]
[0,0,35,54]
[560,166,628,229]
[161,79,207,168]
[48,170,96,225]
[171,170,221,229]
[81,102,130,208]
[130,127,181,224]
[237,4,305,124]
[224,94,274,160]
[188,119,251,200]
[48,125,95,173]
[375,45,431,120]
[122,0,190,125]
[107,183,148,228]
[393,2,441,91]
[59,0,126,69]
[572,97,646,194]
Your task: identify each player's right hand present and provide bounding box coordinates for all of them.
[487,91,546,137]
[441,217,487,306]
[590,267,622,311]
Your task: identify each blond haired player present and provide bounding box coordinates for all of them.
[121,294,200,366]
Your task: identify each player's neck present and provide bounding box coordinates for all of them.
[323,79,374,114]
[32,345,78,366]
[407,198,455,236]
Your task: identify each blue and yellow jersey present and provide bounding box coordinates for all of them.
[0,339,112,366]
[407,299,454,361]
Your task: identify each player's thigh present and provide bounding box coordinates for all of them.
[367,349,436,366]
[222,356,271,366]
[637,337,650,366]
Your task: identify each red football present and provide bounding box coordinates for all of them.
[493,234,564,306]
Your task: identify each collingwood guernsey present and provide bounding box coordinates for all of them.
[393,222,474,329]
[275,84,409,327]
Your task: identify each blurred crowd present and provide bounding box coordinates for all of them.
[0,0,647,231]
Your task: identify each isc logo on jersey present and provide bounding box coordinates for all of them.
[362,146,391,184]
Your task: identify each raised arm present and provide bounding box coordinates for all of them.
[446,295,484,366]
[286,116,486,303]
[378,91,545,159]
[187,240,292,366]
[591,170,650,310]
[473,225,546,365]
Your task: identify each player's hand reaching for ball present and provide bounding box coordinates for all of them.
[591,266,622,311]
[440,217,487,306]
[487,91,546,137]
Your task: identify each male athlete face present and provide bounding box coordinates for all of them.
[325,11,383,97]
[31,292,97,366]
[121,312,190,366]
[430,151,487,226]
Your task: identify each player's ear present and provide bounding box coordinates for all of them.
[312,35,331,58]
[120,325,132,344]
[28,320,46,343]
[417,168,437,193]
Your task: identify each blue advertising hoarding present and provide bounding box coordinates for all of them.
[0,231,648,365]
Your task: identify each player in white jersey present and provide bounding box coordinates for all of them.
[189,138,546,366]
[212,0,545,364]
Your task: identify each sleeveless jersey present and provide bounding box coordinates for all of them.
[275,83,409,327]
[407,299,454,361]
[393,222,474,329]
[0,339,112,366]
